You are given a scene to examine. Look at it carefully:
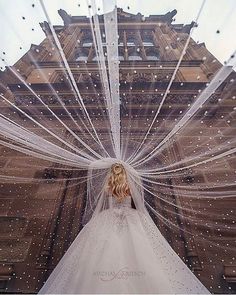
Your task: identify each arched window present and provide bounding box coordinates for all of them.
[146,49,160,60]
[92,55,107,61]
[142,33,154,47]
[75,50,88,61]
[83,40,92,47]
[118,48,124,61]
[146,54,159,60]
[128,51,142,61]
[118,32,124,47]
[143,40,154,47]
[127,36,136,47]
[92,50,107,61]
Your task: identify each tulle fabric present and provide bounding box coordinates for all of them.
[38,196,209,294]
[82,158,147,226]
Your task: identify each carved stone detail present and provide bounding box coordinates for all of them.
[15,93,205,107]
[0,238,32,262]
[224,265,236,283]
[0,217,28,237]
[0,263,14,292]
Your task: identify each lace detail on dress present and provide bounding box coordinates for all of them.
[139,213,209,294]
[112,210,129,233]
[109,195,132,209]
[106,196,136,234]
[38,199,210,294]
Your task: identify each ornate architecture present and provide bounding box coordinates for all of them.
[0,8,235,293]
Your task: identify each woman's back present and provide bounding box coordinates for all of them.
[108,195,132,209]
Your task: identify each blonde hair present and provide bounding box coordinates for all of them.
[107,163,130,202]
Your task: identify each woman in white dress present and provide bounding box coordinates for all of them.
[38,161,210,294]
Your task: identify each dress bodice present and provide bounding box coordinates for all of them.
[108,195,132,209]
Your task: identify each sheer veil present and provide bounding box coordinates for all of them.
[0,0,236,293]
[83,158,147,225]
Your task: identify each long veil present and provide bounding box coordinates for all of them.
[0,0,236,293]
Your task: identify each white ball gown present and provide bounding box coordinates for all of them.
[38,195,210,294]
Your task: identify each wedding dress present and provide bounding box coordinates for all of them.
[38,195,210,294]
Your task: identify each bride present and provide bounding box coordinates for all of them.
[38,160,210,294]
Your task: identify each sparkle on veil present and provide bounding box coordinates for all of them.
[0,0,235,293]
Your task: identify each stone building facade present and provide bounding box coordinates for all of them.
[0,8,235,293]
